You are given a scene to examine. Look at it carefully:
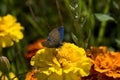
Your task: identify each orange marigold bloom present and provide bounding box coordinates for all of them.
[25,69,38,80]
[86,46,107,60]
[25,39,45,60]
[27,39,45,51]
[86,46,120,79]
[94,50,120,78]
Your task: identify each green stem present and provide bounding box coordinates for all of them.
[0,47,3,56]
[6,73,11,80]
[97,0,111,43]
[97,21,106,43]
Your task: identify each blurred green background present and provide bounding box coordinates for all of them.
[0,0,120,79]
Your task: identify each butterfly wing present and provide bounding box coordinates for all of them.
[42,27,64,48]
[48,28,60,43]
[42,28,60,48]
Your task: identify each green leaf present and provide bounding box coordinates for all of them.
[115,39,120,45]
[71,33,78,45]
[113,1,119,9]
[95,13,115,21]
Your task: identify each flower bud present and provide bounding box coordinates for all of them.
[0,56,10,73]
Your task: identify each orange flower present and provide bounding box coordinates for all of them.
[27,39,45,51]
[85,46,120,79]
[86,46,107,60]
[25,39,45,60]
[25,69,38,80]
[94,52,120,78]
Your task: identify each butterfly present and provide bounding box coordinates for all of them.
[42,26,64,48]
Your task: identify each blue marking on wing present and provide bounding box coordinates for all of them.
[47,36,54,41]
[58,26,64,44]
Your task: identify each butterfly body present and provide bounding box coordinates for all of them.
[42,26,64,48]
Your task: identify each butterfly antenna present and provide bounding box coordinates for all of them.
[56,0,64,27]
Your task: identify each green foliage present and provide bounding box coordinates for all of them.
[95,13,115,21]
[0,0,120,79]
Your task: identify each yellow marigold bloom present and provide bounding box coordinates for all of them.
[31,42,92,80]
[0,14,24,48]
[90,46,120,78]
[0,71,18,80]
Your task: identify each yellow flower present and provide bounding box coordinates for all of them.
[0,71,18,80]
[31,42,92,80]
[0,14,24,48]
